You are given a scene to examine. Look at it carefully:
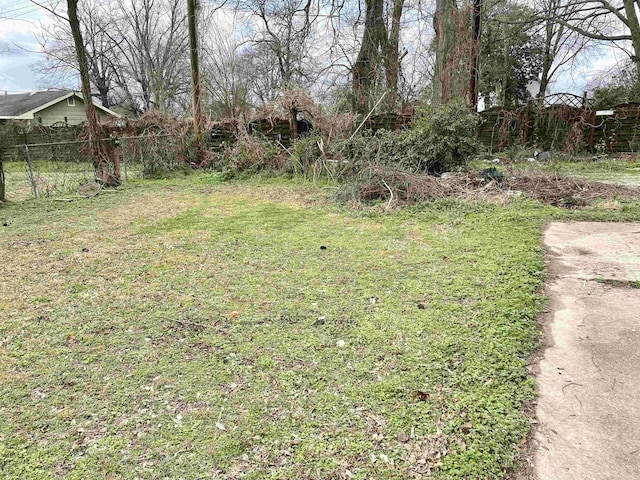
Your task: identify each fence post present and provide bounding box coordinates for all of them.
[122,137,128,182]
[0,157,5,203]
[24,145,38,199]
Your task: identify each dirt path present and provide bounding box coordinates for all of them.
[520,222,640,479]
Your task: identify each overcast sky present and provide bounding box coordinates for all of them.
[0,0,53,92]
[0,0,626,97]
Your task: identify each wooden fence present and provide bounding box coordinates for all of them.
[478,104,640,153]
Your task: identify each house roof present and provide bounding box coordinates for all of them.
[0,90,121,119]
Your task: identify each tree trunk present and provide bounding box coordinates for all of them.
[352,0,387,113]
[67,0,119,186]
[384,0,404,98]
[468,0,482,108]
[538,13,556,102]
[187,0,204,150]
[433,0,462,104]
[289,106,298,139]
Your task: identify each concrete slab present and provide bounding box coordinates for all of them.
[520,222,640,480]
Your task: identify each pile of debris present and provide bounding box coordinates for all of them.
[355,167,640,208]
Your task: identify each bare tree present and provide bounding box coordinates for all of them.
[240,44,284,105]
[36,0,191,113]
[532,0,593,97]
[546,0,640,85]
[200,13,252,117]
[66,0,119,185]
[187,0,204,143]
[37,0,121,107]
[231,0,325,132]
[112,0,190,113]
[238,0,319,89]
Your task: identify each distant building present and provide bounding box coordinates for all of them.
[0,90,121,126]
[477,80,550,112]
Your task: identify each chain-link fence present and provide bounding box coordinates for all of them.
[0,138,145,202]
[0,121,211,203]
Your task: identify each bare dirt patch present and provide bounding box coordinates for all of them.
[519,222,640,479]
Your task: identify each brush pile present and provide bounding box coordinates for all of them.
[351,167,640,208]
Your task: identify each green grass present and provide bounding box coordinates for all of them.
[594,278,640,289]
[1,174,639,479]
[474,152,640,185]
[521,157,640,185]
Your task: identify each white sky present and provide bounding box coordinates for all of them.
[0,0,626,96]
[0,0,57,92]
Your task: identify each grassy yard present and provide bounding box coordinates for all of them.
[1,174,639,479]
[476,153,640,185]
[519,157,640,185]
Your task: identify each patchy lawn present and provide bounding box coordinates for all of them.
[0,175,638,479]
[477,154,640,186]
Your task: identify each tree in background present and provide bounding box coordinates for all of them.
[36,0,122,108]
[66,0,120,186]
[590,62,640,107]
[187,0,204,145]
[113,0,191,113]
[547,0,640,86]
[533,0,592,99]
[29,0,446,116]
[233,0,324,133]
[351,0,405,112]
[479,2,543,108]
[38,0,191,114]
[433,0,474,104]
[200,14,251,118]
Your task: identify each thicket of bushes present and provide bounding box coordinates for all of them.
[0,100,478,204]
[219,100,480,183]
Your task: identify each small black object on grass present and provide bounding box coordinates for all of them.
[320,245,327,250]
[477,167,504,182]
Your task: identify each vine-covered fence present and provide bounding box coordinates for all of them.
[478,104,640,153]
[0,123,182,202]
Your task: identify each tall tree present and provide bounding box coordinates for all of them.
[533,0,592,98]
[433,0,473,104]
[38,0,191,114]
[548,0,640,85]
[352,0,405,112]
[37,0,120,108]
[187,0,204,143]
[469,0,482,107]
[236,0,322,134]
[479,3,544,108]
[66,0,119,186]
[115,0,191,113]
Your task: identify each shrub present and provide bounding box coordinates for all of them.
[410,99,480,172]
[219,100,480,183]
[221,134,287,177]
[291,101,479,179]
